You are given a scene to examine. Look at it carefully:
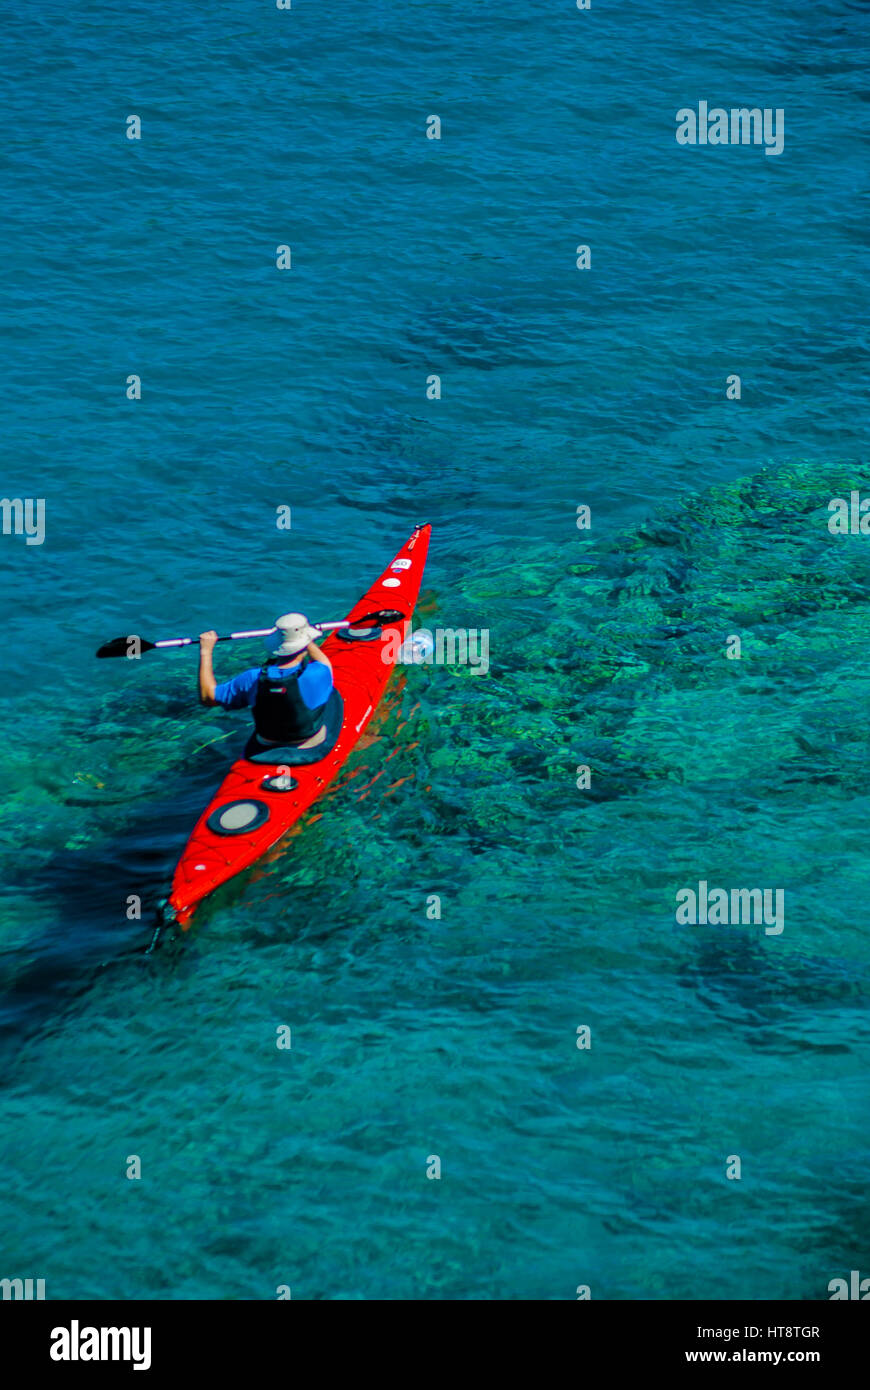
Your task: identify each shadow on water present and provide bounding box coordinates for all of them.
[0,683,242,1052]
[0,805,194,1054]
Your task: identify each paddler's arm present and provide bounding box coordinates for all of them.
[306,640,332,673]
[198,631,219,705]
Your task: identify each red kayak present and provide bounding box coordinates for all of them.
[169,524,431,925]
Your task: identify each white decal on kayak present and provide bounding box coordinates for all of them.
[382,577,401,587]
[355,705,373,732]
[390,558,412,571]
[195,864,207,871]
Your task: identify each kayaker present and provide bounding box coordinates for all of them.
[198,613,334,752]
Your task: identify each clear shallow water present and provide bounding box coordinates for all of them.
[1,2,868,1299]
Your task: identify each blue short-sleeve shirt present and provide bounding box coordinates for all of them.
[214,661,333,711]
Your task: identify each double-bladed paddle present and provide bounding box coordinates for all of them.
[95,610,406,659]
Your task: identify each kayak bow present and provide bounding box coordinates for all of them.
[168,524,431,926]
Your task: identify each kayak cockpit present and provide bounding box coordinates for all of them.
[243,689,344,765]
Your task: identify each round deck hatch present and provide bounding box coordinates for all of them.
[207,799,270,835]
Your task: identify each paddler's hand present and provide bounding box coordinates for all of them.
[199,630,219,652]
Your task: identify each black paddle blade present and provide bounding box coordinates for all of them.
[96,636,157,659]
[356,609,405,625]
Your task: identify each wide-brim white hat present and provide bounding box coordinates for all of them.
[266,612,321,657]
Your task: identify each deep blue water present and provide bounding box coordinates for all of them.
[1,0,868,1299]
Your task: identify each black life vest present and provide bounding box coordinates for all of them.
[253,656,328,744]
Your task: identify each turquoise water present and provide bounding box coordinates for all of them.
[1,2,868,1299]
